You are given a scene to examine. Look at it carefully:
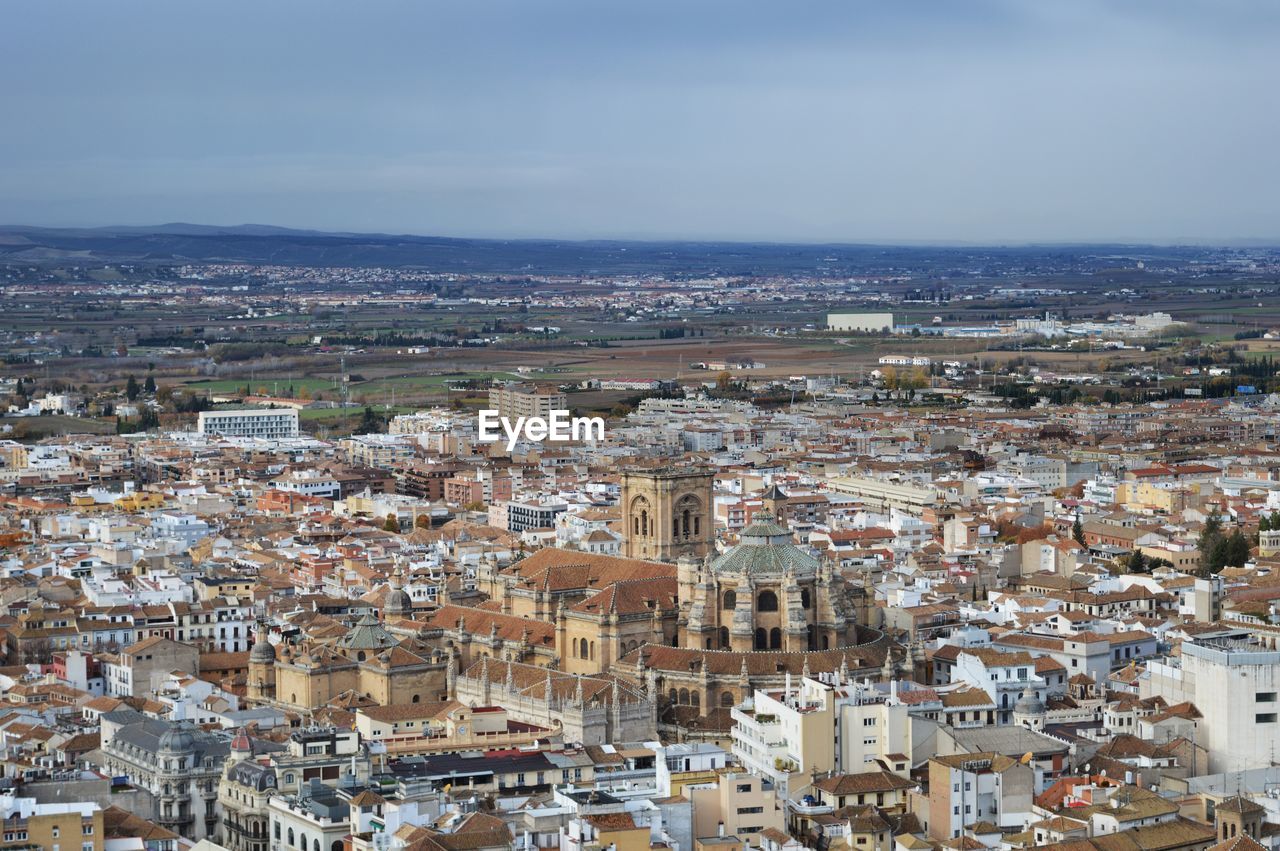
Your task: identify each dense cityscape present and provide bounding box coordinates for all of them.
[2,244,1280,851]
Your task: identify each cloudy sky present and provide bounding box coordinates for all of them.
[2,0,1277,243]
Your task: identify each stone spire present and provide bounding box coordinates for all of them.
[574,674,585,706]
[802,656,811,679]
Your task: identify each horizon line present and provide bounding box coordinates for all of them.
[3,221,1279,251]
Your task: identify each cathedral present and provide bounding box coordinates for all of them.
[677,509,858,651]
[245,468,886,741]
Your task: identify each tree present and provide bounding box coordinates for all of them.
[715,371,733,391]
[383,514,400,533]
[415,514,432,529]
[143,375,157,394]
[1127,550,1148,574]
[125,376,140,401]
[1072,515,1086,547]
[1198,515,1225,574]
[359,405,385,434]
[1223,528,1251,568]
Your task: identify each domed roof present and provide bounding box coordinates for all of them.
[231,729,253,753]
[158,724,196,753]
[250,639,276,663]
[1013,686,1045,717]
[711,510,819,576]
[338,610,401,651]
[385,588,413,616]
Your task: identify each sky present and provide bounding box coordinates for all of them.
[2,0,1278,244]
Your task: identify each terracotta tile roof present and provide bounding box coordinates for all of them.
[422,604,556,647]
[813,770,915,795]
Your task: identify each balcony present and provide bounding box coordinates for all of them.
[789,797,834,817]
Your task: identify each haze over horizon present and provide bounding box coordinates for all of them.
[3,0,1278,244]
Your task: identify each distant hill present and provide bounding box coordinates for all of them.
[0,223,1237,277]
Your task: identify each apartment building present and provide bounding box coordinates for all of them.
[489,383,567,419]
[689,770,784,849]
[198,408,299,439]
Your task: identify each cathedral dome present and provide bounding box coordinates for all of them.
[385,588,413,618]
[710,511,819,576]
[250,639,276,663]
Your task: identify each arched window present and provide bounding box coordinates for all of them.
[669,688,678,704]
[412,694,420,703]
[691,691,700,709]
[719,626,730,648]
[682,509,691,538]
[288,829,295,847]
[641,509,649,537]
[300,834,308,851]
[315,840,321,851]
[332,842,345,851]
[822,635,830,650]
[769,627,781,649]
[705,638,712,649]
[807,624,816,651]
[757,590,778,612]
[357,650,366,662]
[723,590,737,610]
[275,822,281,840]
[721,691,735,707]
[678,688,690,705]
[754,628,767,650]
[801,588,812,609]
[694,516,701,536]
[589,641,596,661]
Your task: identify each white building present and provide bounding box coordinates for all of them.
[1142,634,1280,773]
[198,408,299,439]
[828,312,894,333]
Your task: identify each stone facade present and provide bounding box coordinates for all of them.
[453,658,657,745]
[621,467,715,561]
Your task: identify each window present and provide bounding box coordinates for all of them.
[1259,692,1277,703]
[737,806,764,814]
[737,783,752,793]
[1257,713,1277,723]
[863,717,876,726]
